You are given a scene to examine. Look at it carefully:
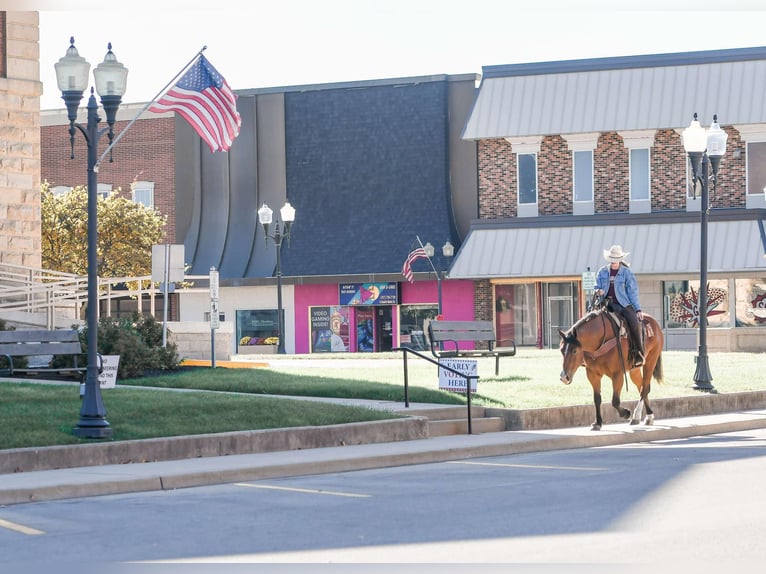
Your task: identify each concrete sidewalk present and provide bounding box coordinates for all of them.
[2,408,766,506]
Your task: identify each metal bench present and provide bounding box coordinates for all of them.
[0,329,93,383]
[427,320,516,376]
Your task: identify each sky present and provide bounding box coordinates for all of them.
[11,0,766,110]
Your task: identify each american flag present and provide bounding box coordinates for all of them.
[148,55,242,152]
[401,247,428,283]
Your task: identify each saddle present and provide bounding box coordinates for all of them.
[591,295,650,368]
[604,310,650,367]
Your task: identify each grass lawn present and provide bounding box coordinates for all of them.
[1,348,763,450]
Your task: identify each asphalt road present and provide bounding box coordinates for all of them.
[2,427,765,568]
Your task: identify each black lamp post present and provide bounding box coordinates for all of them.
[682,113,728,394]
[55,38,128,438]
[423,240,455,316]
[258,202,296,355]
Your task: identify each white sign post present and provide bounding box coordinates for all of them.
[209,267,219,368]
[438,358,478,393]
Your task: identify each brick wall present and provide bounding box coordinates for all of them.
[41,115,177,242]
[474,125,751,321]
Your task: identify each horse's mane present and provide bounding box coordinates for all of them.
[560,309,605,345]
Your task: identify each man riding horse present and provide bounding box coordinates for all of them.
[594,245,645,367]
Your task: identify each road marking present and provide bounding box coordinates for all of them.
[446,461,607,471]
[0,518,45,536]
[234,483,371,498]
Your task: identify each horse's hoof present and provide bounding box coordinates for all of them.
[630,419,640,426]
[591,423,601,431]
[644,415,655,426]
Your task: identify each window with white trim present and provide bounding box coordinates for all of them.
[573,150,593,202]
[747,141,766,197]
[131,181,155,208]
[629,148,650,201]
[97,183,112,200]
[518,153,537,205]
[51,185,72,197]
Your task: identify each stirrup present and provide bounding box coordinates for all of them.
[634,352,645,367]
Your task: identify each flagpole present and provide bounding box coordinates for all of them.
[94,46,208,170]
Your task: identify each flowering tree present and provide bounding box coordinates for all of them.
[41,183,166,277]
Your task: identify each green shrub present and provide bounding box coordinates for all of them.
[76,313,180,379]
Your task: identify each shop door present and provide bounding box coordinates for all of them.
[543,282,577,349]
[376,306,393,352]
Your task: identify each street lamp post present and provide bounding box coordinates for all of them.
[258,202,296,355]
[423,240,455,316]
[682,113,728,393]
[56,38,128,438]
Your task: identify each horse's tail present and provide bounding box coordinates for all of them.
[653,352,664,384]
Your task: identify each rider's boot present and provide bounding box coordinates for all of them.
[625,311,645,367]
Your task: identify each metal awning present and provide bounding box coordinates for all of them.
[462,49,766,140]
[448,218,766,280]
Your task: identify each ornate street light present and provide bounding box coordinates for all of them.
[682,113,727,393]
[258,202,296,354]
[55,38,128,438]
[423,240,455,316]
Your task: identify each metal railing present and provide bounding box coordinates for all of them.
[0,262,176,329]
[393,346,478,434]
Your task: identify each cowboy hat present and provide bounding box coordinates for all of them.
[604,245,629,261]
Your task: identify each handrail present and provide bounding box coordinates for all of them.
[393,346,477,434]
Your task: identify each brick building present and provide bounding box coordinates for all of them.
[451,47,766,352]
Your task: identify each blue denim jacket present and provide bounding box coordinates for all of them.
[595,263,641,311]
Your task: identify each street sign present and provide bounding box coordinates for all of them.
[438,358,478,393]
[209,268,219,300]
[210,300,220,330]
[581,271,597,292]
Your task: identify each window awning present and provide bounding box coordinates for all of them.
[448,217,766,280]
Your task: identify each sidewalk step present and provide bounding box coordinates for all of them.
[428,416,507,437]
[405,406,485,421]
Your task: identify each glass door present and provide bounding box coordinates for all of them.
[543,282,578,349]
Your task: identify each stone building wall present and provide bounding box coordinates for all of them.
[0,11,42,268]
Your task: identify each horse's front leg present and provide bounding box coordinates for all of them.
[586,370,603,431]
[610,371,631,422]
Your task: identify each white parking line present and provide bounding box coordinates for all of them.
[0,518,45,536]
[234,483,371,498]
[447,460,607,471]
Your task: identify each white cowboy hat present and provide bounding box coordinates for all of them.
[604,245,629,262]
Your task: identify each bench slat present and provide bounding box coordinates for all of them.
[427,320,516,376]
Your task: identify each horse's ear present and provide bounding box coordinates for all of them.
[558,329,566,340]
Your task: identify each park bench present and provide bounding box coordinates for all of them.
[0,329,94,383]
[427,320,516,376]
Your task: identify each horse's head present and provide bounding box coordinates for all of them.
[559,328,583,385]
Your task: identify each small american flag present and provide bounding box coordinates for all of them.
[401,247,428,283]
[149,55,242,152]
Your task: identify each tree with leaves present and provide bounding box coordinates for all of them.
[41,183,166,277]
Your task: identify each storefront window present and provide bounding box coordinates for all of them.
[495,284,538,346]
[310,306,350,353]
[666,279,729,327]
[399,304,437,351]
[734,278,766,327]
[236,310,279,350]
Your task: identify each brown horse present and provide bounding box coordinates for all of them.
[558,309,664,430]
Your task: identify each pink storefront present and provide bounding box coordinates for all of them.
[293,279,475,354]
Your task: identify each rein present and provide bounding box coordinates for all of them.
[582,313,612,361]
